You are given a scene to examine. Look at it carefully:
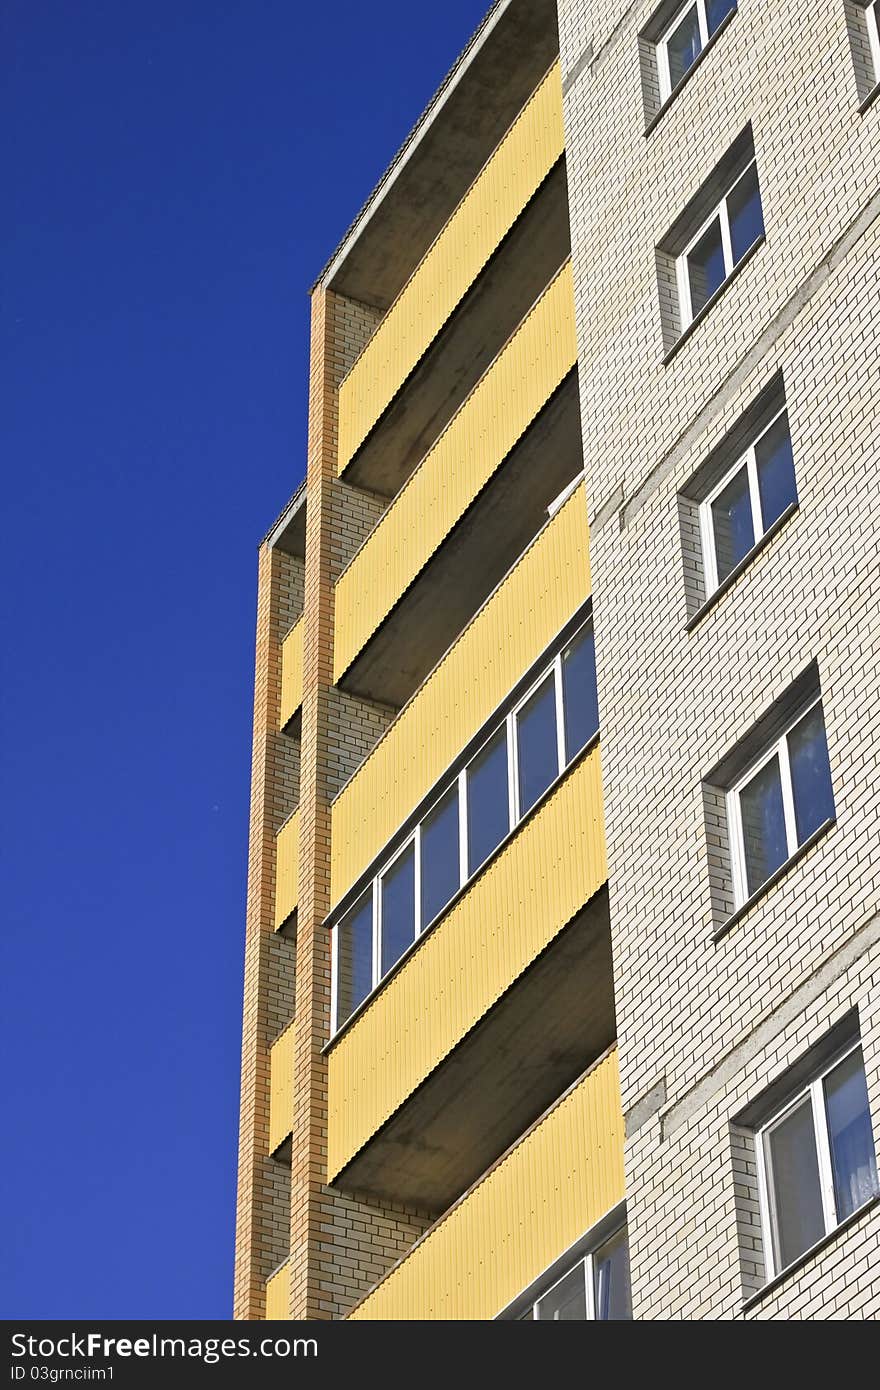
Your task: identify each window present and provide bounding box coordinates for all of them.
[868,0,880,81]
[330,615,599,1031]
[700,407,796,592]
[676,160,764,327]
[519,1226,632,1320]
[728,697,835,904]
[757,1044,879,1277]
[467,725,512,873]
[657,0,737,101]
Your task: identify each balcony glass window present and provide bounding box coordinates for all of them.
[335,892,373,1025]
[562,624,599,762]
[728,697,834,903]
[657,0,737,102]
[676,159,764,328]
[467,726,511,875]
[330,614,599,1032]
[379,843,415,977]
[515,672,560,817]
[420,784,460,930]
[519,1224,632,1320]
[758,1044,879,1277]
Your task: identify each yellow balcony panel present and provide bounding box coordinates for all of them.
[331,489,589,906]
[274,809,299,931]
[349,1048,623,1320]
[327,747,608,1201]
[345,162,570,501]
[337,62,564,476]
[334,260,576,687]
[269,1023,295,1155]
[265,1260,289,1320]
[279,616,303,729]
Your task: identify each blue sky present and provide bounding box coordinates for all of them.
[0,0,487,1320]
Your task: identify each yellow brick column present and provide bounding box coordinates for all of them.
[288,287,339,1318]
[233,543,289,1320]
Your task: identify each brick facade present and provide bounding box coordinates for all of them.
[559,0,880,1319]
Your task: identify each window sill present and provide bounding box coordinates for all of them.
[713,817,836,942]
[859,78,880,115]
[742,1194,880,1312]
[323,731,601,1053]
[663,235,765,367]
[685,502,799,632]
[644,10,738,137]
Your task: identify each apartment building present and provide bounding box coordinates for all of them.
[234,0,880,1320]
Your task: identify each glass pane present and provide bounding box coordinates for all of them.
[710,463,754,583]
[516,673,559,816]
[788,704,835,845]
[728,163,764,265]
[420,784,460,930]
[535,1262,588,1320]
[335,892,373,1026]
[765,1098,826,1271]
[739,753,788,896]
[824,1048,880,1221]
[755,413,797,531]
[466,726,510,875]
[687,215,725,315]
[666,4,702,89]
[562,625,599,762]
[706,0,737,35]
[380,843,415,977]
[593,1228,632,1320]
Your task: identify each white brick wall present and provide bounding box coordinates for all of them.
[560,0,880,1318]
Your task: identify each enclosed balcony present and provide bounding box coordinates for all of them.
[326,746,612,1211]
[348,1048,623,1320]
[330,489,590,907]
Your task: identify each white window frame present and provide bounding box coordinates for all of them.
[675,158,759,328]
[330,614,598,1035]
[657,0,737,101]
[867,0,880,82]
[520,1223,629,1320]
[510,660,566,822]
[755,1041,875,1280]
[727,695,829,906]
[699,405,791,594]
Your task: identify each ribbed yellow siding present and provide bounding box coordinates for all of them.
[327,747,605,1180]
[349,1049,622,1319]
[330,490,589,905]
[274,809,299,931]
[265,1261,289,1320]
[268,1025,295,1154]
[279,617,303,729]
[334,261,576,683]
[336,63,564,475]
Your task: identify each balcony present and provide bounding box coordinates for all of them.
[265,1260,289,1320]
[269,1023,295,1155]
[343,161,569,501]
[334,262,579,706]
[348,1048,623,1320]
[330,489,590,906]
[326,747,611,1210]
[279,617,303,731]
[275,809,299,932]
[336,63,564,477]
